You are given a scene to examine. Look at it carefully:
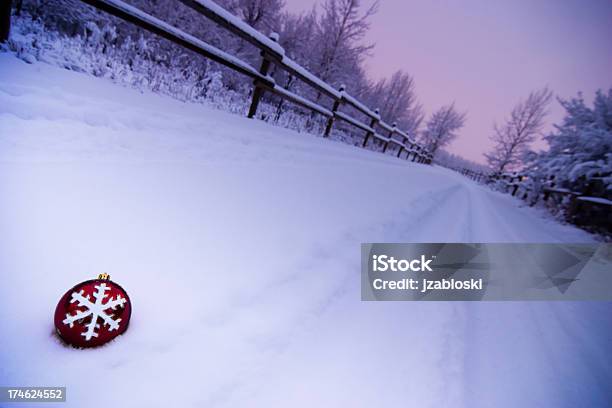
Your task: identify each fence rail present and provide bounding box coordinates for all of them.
[11,0,433,164]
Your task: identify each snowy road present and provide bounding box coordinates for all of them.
[1,54,611,407]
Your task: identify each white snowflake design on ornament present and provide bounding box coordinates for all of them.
[62,283,127,341]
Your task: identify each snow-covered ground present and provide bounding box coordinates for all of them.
[0,54,610,407]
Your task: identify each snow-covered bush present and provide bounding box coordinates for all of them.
[2,10,348,139]
[525,89,612,226]
[526,89,611,194]
[5,0,431,147]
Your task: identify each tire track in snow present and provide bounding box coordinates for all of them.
[455,177,594,243]
[150,183,466,344]
[438,175,609,407]
[153,183,471,406]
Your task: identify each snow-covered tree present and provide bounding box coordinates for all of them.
[485,87,553,174]
[420,103,466,156]
[227,0,285,33]
[364,70,423,136]
[218,0,286,71]
[525,88,612,198]
[271,10,318,119]
[312,0,378,92]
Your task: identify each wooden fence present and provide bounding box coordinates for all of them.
[2,0,433,164]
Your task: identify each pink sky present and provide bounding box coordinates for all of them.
[284,0,612,163]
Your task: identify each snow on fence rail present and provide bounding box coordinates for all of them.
[2,0,432,164]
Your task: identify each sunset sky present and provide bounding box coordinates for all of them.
[285,0,612,163]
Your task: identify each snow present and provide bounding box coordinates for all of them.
[544,187,580,195]
[577,196,612,206]
[1,54,611,408]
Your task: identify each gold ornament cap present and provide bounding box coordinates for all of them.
[98,273,111,280]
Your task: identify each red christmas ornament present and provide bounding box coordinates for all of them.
[54,274,131,348]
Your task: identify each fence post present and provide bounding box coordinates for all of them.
[1,0,12,43]
[397,132,406,158]
[543,175,555,202]
[324,84,344,137]
[247,32,278,119]
[511,175,520,196]
[362,108,380,148]
[382,122,396,153]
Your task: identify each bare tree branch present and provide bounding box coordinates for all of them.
[420,103,467,155]
[486,87,553,173]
